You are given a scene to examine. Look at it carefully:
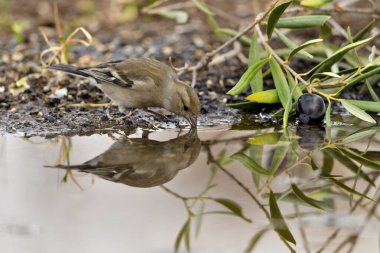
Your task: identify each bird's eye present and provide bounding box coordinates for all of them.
[183,105,189,112]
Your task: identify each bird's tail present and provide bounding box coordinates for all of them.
[47,64,91,78]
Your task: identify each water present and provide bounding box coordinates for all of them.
[0,123,379,253]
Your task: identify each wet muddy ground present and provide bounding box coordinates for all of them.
[1,12,379,137]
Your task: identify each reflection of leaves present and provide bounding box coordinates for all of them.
[340,148,380,171]
[269,191,296,245]
[270,134,290,175]
[324,149,375,185]
[291,184,325,210]
[213,198,251,222]
[174,218,191,253]
[248,132,283,145]
[321,151,334,176]
[341,128,377,144]
[231,153,270,176]
[195,201,205,237]
[245,228,269,253]
[271,191,333,210]
[363,151,380,162]
[249,145,263,188]
[328,178,373,200]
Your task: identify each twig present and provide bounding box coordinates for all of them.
[205,145,296,252]
[177,0,279,83]
[254,25,309,85]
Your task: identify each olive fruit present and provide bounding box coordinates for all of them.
[296,93,326,124]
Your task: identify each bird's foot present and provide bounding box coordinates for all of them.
[106,108,136,122]
[145,109,176,123]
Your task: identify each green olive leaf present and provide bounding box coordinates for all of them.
[269,191,296,244]
[341,100,376,123]
[291,184,325,210]
[227,57,270,95]
[276,15,330,29]
[267,1,292,39]
[269,58,291,108]
[213,198,251,222]
[231,153,270,175]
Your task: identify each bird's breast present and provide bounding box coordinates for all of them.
[98,82,164,109]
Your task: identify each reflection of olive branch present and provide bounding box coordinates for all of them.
[226,126,380,251]
[205,145,296,252]
[161,149,253,252]
[316,173,379,253]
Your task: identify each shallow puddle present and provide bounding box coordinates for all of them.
[0,123,379,253]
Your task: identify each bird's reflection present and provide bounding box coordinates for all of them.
[53,129,201,187]
[296,125,326,151]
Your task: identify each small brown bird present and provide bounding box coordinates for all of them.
[48,58,201,127]
[47,129,201,188]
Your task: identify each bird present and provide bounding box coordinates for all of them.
[47,58,201,128]
[46,129,201,188]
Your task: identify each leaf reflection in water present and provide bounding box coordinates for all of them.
[48,125,380,253]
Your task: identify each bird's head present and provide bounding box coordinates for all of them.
[165,80,201,128]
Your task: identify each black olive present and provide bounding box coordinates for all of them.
[296,93,326,124]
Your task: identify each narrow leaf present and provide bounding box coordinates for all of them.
[270,134,289,174]
[191,0,213,15]
[269,58,291,108]
[267,1,292,39]
[217,28,251,46]
[152,9,189,23]
[341,100,376,123]
[366,81,380,102]
[345,99,380,113]
[227,101,267,109]
[325,101,332,126]
[341,128,377,144]
[287,71,302,100]
[288,38,323,60]
[307,37,373,74]
[269,191,296,244]
[249,31,263,92]
[231,153,270,175]
[275,29,313,59]
[352,20,375,43]
[300,0,332,7]
[324,148,374,185]
[291,184,325,210]
[227,57,270,95]
[246,89,281,104]
[174,219,190,253]
[340,148,380,171]
[276,15,330,29]
[283,85,296,127]
[245,228,269,253]
[329,178,373,200]
[248,132,282,145]
[213,198,251,222]
[339,65,380,94]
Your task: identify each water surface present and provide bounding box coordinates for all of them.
[0,123,379,253]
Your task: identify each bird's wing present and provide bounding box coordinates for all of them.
[80,65,134,88]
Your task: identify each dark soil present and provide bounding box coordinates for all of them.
[1,5,379,137]
[0,17,251,137]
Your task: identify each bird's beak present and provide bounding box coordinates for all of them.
[186,115,197,128]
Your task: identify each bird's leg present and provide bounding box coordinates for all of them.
[144,109,176,123]
[106,104,136,121]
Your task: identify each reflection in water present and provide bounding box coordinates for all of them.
[49,129,201,187]
[33,125,380,252]
[296,125,326,151]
